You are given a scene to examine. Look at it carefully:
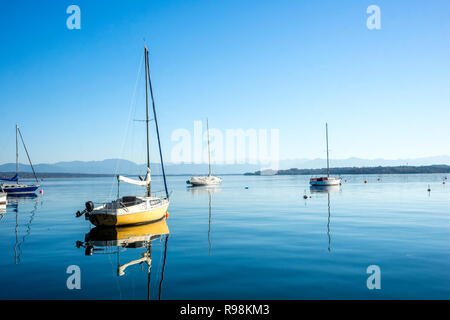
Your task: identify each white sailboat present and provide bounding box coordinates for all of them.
[0,185,6,206]
[188,119,222,186]
[310,123,341,187]
[76,46,170,227]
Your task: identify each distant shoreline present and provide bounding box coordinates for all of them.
[245,165,450,176]
[1,165,450,179]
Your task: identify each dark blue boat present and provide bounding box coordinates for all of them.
[0,184,40,195]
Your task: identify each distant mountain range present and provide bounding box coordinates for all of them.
[0,156,449,175]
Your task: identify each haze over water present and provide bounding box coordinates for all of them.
[0,174,449,299]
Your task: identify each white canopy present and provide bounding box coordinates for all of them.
[118,168,151,186]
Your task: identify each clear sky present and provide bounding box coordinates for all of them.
[0,0,449,165]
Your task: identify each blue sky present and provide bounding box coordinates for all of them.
[0,0,449,165]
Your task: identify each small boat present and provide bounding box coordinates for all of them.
[0,186,6,205]
[310,123,341,187]
[187,119,222,186]
[76,46,170,227]
[0,125,40,195]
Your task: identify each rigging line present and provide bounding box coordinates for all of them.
[17,127,39,183]
[20,200,38,251]
[107,244,123,300]
[144,48,151,197]
[158,234,169,300]
[14,204,18,264]
[327,191,331,252]
[108,53,144,200]
[146,49,169,199]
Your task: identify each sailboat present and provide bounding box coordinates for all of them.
[309,123,341,187]
[75,46,170,227]
[0,125,40,195]
[76,219,170,300]
[187,119,222,186]
[0,185,6,206]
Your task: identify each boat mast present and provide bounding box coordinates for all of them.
[144,47,151,197]
[146,47,169,200]
[207,118,211,177]
[326,123,330,178]
[16,124,18,182]
[17,127,39,184]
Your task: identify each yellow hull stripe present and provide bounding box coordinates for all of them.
[90,204,169,227]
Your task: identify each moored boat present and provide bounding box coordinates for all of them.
[75,46,170,227]
[309,123,341,187]
[188,118,222,186]
[309,177,341,186]
[0,125,40,195]
[0,186,7,205]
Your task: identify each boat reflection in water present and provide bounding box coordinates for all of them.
[5,194,39,264]
[188,186,220,256]
[76,219,169,300]
[310,185,340,252]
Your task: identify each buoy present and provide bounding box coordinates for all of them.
[443,181,446,185]
[39,189,43,194]
[364,180,367,184]
[165,211,169,219]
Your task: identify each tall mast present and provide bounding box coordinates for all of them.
[16,124,18,179]
[207,118,211,177]
[326,123,330,178]
[144,47,151,197]
[17,127,39,184]
[146,47,169,199]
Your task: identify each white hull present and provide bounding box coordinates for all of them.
[188,175,222,186]
[0,192,6,205]
[309,177,341,186]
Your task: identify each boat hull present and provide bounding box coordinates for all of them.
[88,202,169,227]
[309,177,341,186]
[188,176,222,186]
[0,193,6,205]
[0,184,39,195]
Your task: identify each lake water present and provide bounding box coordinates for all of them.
[0,174,449,299]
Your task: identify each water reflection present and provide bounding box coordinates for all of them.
[76,219,170,300]
[310,186,338,252]
[6,195,40,264]
[188,186,220,256]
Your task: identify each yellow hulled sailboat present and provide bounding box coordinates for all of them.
[76,46,170,227]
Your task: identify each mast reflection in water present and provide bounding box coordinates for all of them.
[310,185,340,252]
[76,219,169,300]
[6,195,39,264]
[188,186,220,256]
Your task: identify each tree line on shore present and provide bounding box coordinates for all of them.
[245,165,450,176]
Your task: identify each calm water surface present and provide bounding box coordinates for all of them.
[0,174,449,299]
